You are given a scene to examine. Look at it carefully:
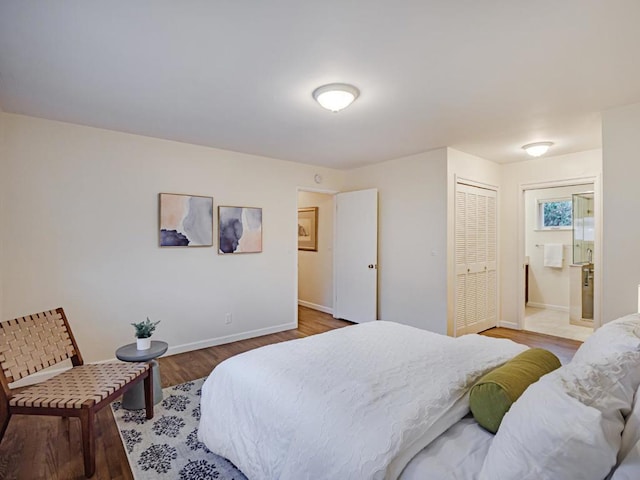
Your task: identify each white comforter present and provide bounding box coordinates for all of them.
[199,321,527,480]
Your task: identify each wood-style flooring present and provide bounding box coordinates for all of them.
[482,326,581,366]
[0,307,580,479]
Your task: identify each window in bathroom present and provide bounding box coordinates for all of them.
[538,198,572,230]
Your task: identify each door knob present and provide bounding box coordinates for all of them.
[368,264,376,269]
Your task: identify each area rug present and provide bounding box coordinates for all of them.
[112,377,248,480]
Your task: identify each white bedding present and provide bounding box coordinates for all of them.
[400,416,493,480]
[199,321,527,480]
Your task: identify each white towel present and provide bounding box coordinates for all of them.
[543,243,563,268]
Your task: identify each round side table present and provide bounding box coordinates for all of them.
[116,340,168,410]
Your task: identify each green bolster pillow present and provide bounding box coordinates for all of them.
[469,348,561,433]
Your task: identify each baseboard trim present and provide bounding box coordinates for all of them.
[526,302,569,313]
[10,322,298,388]
[298,300,333,315]
[165,322,298,357]
[499,321,520,330]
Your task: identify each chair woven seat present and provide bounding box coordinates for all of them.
[9,362,149,409]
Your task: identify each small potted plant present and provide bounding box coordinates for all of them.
[131,317,160,350]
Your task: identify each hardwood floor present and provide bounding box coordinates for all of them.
[159,308,351,388]
[0,307,579,479]
[481,327,582,366]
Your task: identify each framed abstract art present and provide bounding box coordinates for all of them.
[159,193,213,247]
[218,206,263,254]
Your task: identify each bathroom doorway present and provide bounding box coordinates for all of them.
[521,181,598,341]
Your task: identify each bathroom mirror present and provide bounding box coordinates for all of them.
[572,192,594,264]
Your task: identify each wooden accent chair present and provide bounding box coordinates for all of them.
[0,308,154,477]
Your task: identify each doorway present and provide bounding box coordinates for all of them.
[520,179,600,341]
[297,190,335,315]
[295,187,379,324]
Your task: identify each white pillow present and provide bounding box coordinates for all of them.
[479,350,640,480]
[611,442,640,480]
[610,385,640,479]
[572,313,640,364]
[618,385,640,464]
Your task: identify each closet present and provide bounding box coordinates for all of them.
[454,182,498,335]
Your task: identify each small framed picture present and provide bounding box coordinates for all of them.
[218,206,263,254]
[298,207,318,251]
[159,193,213,247]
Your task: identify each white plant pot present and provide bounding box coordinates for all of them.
[136,337,151,350]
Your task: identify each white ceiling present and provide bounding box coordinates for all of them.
[1,1,639,169]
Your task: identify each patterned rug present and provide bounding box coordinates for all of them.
[112,377,248,480]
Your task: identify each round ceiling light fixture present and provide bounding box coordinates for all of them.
[522,141,554,157]
[312,83,360,112]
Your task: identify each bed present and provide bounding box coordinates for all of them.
[199,315,640,480]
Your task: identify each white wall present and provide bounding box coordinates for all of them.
[344,149,449,333]
[0,113,345,363]
[524,185,592,311]
[0,110,612,360]
[297,191,334,313]
[446,148,502,334]
[500,149,602,328]
[602,101,640,322]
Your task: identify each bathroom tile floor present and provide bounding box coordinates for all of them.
[524,306,593,342]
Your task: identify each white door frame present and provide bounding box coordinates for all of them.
[516,175,603,331]
[295,187,338,326]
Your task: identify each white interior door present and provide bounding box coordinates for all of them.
[455,183,497,335]
[334,189,378,323]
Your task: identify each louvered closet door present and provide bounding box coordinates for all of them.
[455,183,497,335]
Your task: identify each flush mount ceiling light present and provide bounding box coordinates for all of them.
[312,83,360,112]
[522,141,554,157]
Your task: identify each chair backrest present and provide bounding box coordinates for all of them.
[0,308,82,386]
